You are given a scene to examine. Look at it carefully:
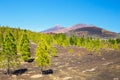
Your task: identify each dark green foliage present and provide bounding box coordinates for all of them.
[108,39,115,44]
[116,38,120,44]
[69,35,77,45]
[20,31,31,61]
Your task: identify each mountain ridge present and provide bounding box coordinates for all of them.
[41,23,117,37]
[42,25,64,33]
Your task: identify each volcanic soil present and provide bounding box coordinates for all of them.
[0,43,120,80]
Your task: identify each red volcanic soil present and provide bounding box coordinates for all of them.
[0,44,120,80]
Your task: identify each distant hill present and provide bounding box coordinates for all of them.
[42,25,64,33]
[42,24,117,37]
[42,24,93,33]
[53,24,90,33]
[67,26,117,37]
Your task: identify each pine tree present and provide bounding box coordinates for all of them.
[0,31,3,48]
[116,38,120,44]
[69,35,77,46]
[94,37,101,53]
[35,38,50,74]
[0,31,19,75]
[20,30,30,61]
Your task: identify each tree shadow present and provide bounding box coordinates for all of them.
[12,68,28,75]
[53,55,59,57]
[24,58,34,63]
[42,69,53,75]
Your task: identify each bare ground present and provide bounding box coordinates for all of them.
[0,45,120,80]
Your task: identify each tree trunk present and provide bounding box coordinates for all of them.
[7,58,11,76]
[40,68,43,74]
[7,68,10,75]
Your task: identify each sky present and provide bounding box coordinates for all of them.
[0,0,120,33]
